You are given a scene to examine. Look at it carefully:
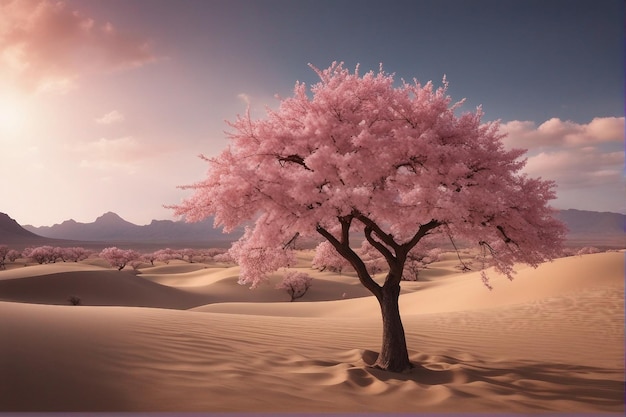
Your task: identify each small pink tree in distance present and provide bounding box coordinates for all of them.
[62,247,92,262]
[277,271,313,302]
[0,245,8,269]
[213,251,235,264]
[171,62,566,372]
[402,235,444,281]
[358,240,388,277]
[99,247,140,271]
[142,252,158,266]
[23,246,56,264]
[153,248,178,264]
[577,246,601,256]
[181,248,200,263]
[312,241,352,274]
[6,249,21,263]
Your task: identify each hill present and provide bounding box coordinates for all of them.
[0,212,102,249]
[0,213,38,239]
[0,213,65,247]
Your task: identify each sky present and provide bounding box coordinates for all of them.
[0,0,623,227]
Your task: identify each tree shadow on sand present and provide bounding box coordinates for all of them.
[359,349,624,411]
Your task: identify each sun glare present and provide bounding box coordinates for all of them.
[0,95,26,139]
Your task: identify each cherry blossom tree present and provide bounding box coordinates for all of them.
[6,249,21,263]
[402,236,444,281]
[13,246,90,265]
[99,247,140,271]
[277,271,313,301]
[23,246,56,264]
[213,251,235,264]
[203,248,229,262]
[51,246,65,262]
[142,252,158,266]
[171,62,565,372]
[312,241,352,274]
[0,245,8,269]
[181,248,200,263]
[358,238,442,281]
[358,240,388,277]
[62,247,92,262]
[152,248,181,264]
[129,259,144,271]
[577,246,601,256]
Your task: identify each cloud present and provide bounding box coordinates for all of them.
[95,110,125,125]
[70,136,144,173]
[498,116,624,211]
[67,135,173,175]
[524,148,623,188]
[500,116,624,150]
[0,0,157,94]
[237,93,251,105]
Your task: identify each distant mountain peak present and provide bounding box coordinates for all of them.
[97,211,122,219]
[94,211,133,225]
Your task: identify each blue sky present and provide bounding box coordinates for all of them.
[0,0,623,226]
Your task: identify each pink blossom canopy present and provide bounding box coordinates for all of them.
[173,62,565,287]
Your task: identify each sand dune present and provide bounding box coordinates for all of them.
[0,262,106,280]
[0,251,623,412]
[0,269,209,309]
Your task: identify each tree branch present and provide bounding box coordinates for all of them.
[282,232,300,249]
[339,215,352,246]
[447,230,471,272]
[496,225,516,245]
[277,154,312,171]
[316,223,382,300]
[354,211,399,251]
[364,226,396,267]
[402,219,442,252]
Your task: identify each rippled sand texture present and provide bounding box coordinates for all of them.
[0,251,623,412]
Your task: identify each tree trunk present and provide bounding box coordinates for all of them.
[374,281,412,372]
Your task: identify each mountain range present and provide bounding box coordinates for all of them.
[19,212,241,245]
[1,209,623,248]
[554,209,624,246]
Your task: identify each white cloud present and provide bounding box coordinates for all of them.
[0,0,157,94]
[35,76,77,95]
[525,148,623,188]
[499,116,624,212]
[95,110,125,125]
[500,116,624,149]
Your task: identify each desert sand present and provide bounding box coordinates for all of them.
[0,251,623,413]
